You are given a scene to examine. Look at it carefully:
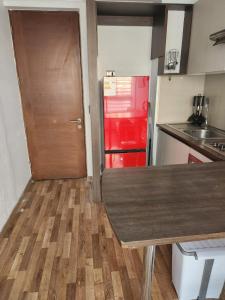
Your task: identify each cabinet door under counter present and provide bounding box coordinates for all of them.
[156,130,190,166]
[156,129,213,166]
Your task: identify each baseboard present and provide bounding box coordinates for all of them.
[87,176,93,183]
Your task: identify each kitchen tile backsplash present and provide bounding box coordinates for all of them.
[205,74,225,131]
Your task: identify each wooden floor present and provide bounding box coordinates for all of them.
[0,178,178,300]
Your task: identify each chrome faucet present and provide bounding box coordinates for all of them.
[204,98,209,127]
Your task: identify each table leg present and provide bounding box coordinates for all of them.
[220,281,225,299]
[197,259,214,300]
[142,245,156,300]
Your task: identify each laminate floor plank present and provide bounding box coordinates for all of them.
[0,178,179,299]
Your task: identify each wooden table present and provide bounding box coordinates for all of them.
[102,162,225,300]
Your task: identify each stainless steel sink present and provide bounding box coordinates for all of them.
[182,128,225,139]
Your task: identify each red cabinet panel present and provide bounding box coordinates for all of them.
[188,153,203,164]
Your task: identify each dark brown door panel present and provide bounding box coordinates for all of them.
[10,11,86,179]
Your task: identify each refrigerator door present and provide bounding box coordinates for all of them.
[105,152,146,168]
[104,76,149,151]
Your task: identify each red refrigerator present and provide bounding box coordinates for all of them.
[103,76,149,168]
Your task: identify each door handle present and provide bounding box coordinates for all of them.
[69,118,82,125]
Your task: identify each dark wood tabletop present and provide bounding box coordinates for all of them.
[102,162,225,248]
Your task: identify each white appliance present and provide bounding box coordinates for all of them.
[172,239,225,300]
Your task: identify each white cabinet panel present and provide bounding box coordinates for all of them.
[157,130,190,166]
[157,130,213,166]
[188,0,225,74]
[164,10,185,74]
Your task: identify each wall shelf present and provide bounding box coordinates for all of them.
[210,29,225,46]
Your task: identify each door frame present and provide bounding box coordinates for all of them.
[86,0,153,196]
[4,1,98,195]
[86,0,102,202]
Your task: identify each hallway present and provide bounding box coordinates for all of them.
[0,178,177,299]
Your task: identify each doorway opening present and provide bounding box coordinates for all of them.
[96,2,155,169]
[97,2,177,299]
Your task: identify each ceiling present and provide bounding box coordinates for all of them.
[96,0,198,3]
[97,2,166,17]
[97,0,198,17]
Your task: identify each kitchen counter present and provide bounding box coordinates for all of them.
[102,162,225,248]
[102,162,225,299]
[158,123,225,161]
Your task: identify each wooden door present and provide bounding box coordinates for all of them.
[10,11,87,179]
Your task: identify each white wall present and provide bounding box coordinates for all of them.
[151,74,205,165]
[97,25,152,79]
[156,75,205,124]
[204,73,225,131]
[0,2,31,230]
[3,0,93,177]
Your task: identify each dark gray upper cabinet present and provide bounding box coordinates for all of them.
[151,5,193,75]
